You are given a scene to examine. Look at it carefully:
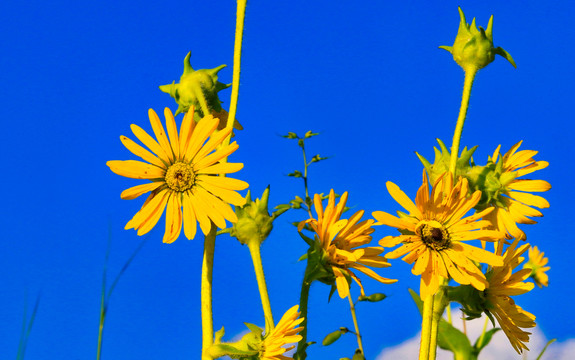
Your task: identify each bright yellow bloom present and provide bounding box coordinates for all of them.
[107,107,248,243]
[374,172,504,299]
[485,239,536,354]
[299,190,396,299]
[523,245,550,287]
[261,305,304,360]
[486,141,551,240]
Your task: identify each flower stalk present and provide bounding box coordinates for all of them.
[449,67,477,175]
[201,226,217,360]
[247,239,275,334]
[347,293,364,356]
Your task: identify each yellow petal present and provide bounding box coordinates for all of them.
[333,267,350,299]
[193,142,240,171]
[508,180,551,192]
[148,108,174,162]
[188,191,213,235]
[184,116,219,162]
[179,109,196,157]
[198,162,244,175]
[163,107,180,159]
[182,193,198,240]
[198,180,247,206]
[134,190,170,235]
[386,181,422,218]
[192,127,233,163]
[508,191,550,209]
[197,175,249,191]
[163,194,182,243]
[120,182,163,200]
[372,211,417,231]
[107,160,165,179]
[130,124,171,164]
[120,135,165,168]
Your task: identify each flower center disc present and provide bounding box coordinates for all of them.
[165,162,195,192]
[416,220,451,251]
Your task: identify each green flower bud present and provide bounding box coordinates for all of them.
[415,139,477,185]
[439,7,516,71]
[159,51,231,117]
[447,285,487,321]
[229,187,274,246]
[464,152,518,210]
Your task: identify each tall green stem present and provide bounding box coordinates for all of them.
[247,240,275,334]
[295,275,311,360]
[201,226,217,360]
[226,0,247,141]
[419,294,434,360]
[347,293,364,355]
[449,67,478,175]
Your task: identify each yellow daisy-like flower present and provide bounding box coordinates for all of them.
[107,107,248,243]
[523,245,550,287]
[261,305,304,360]
[485,239,536,354]
[299,190,397,299]
[373,172,504,299]
[486,141,551,240]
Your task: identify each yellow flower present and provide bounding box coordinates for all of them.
[373,172,504,299]
[261,305,304,360]
[299,190,396,299]
[485,239,536,354]
[107,107,248,243]
[523,245,550,287]
[485,141,551,240]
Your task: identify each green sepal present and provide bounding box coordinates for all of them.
[416,139,477,185]
[214,326,226,343]
[304,131,320,138]
[494,47,517,68]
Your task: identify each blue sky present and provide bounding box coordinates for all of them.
[1,1,573,359]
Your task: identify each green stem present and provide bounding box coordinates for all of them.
[201,226,217,360]
[449,67,478,175]
[247,240,275,334]
[419,294,434,360]
[429,288,448,360]
[295,274,312,360]
[301,143,313,218]
[347,293,364,355]
[225,0,247,141]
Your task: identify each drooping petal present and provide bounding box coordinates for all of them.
[107,160,165,179]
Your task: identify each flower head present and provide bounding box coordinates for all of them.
[474,141,551,240]
[299,190,396,299]
[261,305,304,360]
[523,245,550,287]
[485,239,536,353]
[374,172,504,299]
[439,7,516,71]
[107,107,248,243]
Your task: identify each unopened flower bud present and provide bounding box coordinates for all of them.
[229,187,274,246]
[439,7,516,72]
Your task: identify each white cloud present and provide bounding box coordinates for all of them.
[376,308,571,360]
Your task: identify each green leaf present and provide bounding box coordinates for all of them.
[536,338,556,360]
[288,170,303,178]
[309,154,329,163]
[322,330,343,346]
[358,293,387,302]
[282,132,298,139]
[304,130,319,138]
[473,327,500,353]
